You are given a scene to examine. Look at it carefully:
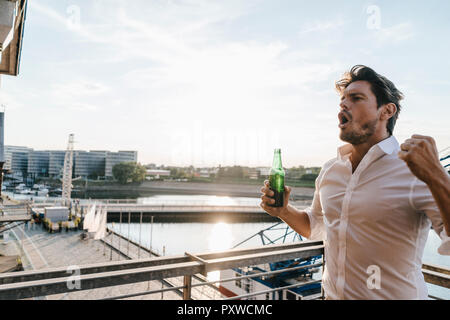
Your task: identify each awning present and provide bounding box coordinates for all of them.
[0,0,27,76]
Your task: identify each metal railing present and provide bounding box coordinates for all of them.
[0,231,449,300]
[422,263,450,300]
[0,204,31,224]
[0,240,325,300]
[102,262,324,301]
[102,204,265,213]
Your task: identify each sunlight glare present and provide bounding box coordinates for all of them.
[207,222,233,282]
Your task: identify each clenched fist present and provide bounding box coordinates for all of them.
[398,134,447,184]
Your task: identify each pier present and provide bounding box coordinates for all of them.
[103,204,281,223]
[76,198,311,223]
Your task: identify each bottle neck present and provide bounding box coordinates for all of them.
[272,150,282,169]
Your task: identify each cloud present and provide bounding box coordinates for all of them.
[374,22,415,44]
[0,90,24,110]
[21,1,354,166]
[67,102,99,112]
[51,80,109,99]
[299,17,348,35]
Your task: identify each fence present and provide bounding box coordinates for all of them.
[0,235,449,300]
[0,240,324,300]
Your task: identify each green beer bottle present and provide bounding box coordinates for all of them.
[269,148,285,207]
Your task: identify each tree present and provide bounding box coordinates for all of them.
[112,162,146,184]
[217,166,244,179]
[131,163,146,183]
[300,173,319,181]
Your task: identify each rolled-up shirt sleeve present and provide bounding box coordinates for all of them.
[305,164,330,241]
[411,178,450,255]
[305,190,326,241]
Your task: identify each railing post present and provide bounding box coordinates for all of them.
[127,211,131,257]
[119,210,122,260]
[183,275,192,300]
[321,250,326,300]
[150,216,154,253]
[138,211,143,259]
[110,227,113,261]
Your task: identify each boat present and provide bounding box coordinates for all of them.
[19,188,33,195]
[32,184,49,196]
[14,183,26,192]
[50,188,62,195]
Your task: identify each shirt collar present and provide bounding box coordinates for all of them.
[337,135,400,160]
[377,135,400,155]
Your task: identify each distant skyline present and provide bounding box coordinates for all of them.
[1,0,449,168]
[4,144,137,154]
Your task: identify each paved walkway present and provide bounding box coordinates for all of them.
[102,230,224,300]
[1,224,182,300]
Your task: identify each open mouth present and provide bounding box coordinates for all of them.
[338,111,351,128]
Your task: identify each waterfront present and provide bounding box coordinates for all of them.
[108,220,450,299]
[105,195,450,299]
[2,193,449,299]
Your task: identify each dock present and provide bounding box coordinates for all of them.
[1,224,183,300]
[103,204,281,223]
[79,202,310,223]
[0,209,223,300]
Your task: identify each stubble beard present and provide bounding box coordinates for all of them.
[340,118,378,145]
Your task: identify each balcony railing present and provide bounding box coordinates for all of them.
[1,230,450,300]
[0,237,448,300]
[0,240,324,300]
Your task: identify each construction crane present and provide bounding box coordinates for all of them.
[61,133,74,206]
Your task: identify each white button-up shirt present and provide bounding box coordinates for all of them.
[305,135,450,300]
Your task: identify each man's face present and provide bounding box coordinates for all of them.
[338,80,381,145]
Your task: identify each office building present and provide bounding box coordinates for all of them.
[105,151,138,178]
[5,145,137,181]
[74,150,107,178]
[27,150,50,178]
[4,145,32,179]
[49,150,66,178]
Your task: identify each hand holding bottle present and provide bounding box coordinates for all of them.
[260,180,292,218]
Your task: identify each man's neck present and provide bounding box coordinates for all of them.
[349,133,391,173]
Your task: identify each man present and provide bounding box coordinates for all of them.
[260,65,450,300]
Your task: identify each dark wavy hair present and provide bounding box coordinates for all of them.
[335,65,404,136]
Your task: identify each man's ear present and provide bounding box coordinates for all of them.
[380,103,397,120]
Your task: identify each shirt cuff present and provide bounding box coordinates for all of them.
[437,229,450,256]
[304,207,326,241]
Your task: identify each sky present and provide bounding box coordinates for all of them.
[1,0,449,168]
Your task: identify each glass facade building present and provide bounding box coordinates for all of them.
[74,150,107,178]
[49,150,67,178]
[27,150,50,178]
[105,151,138,178]
[4,146,32,178]
[5,145,137,181]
